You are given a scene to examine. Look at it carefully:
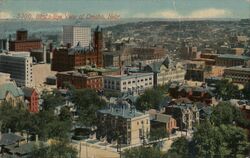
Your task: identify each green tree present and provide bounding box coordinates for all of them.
[136,88,165,111]
[149,127,168,141]
[191,121,228,158]
[30,141,77,158]
[215,79,241,100]
[123,146,163,158]
[41,90,64,110]
[167,137,190,158]
[59,106,73,122]
[219,125,249,158]
[242,82,250,99]
[210,102,249,127]
[72,89,106,127]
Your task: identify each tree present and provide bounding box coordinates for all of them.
[72,89,106,127]
[59,106,73,122]
[242,82,250,99]
[136,88,165,111]
[123,147,163,158]
[41,90,64,110]
[149,127,168,141]
[210,102,249,127]
[219,125,249,158]
[215,79,241,100]
[30,141,77,158]
[191,121,228,158]
[167,137,190,158]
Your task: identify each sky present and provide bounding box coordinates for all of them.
[0,0,249,19]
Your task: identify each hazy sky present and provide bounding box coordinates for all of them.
[0,0,249,19]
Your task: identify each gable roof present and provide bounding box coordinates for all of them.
[0,83,24,100]
[0,133,25,146]
[21,87,35,97]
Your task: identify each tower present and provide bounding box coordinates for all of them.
[94,26,103,67]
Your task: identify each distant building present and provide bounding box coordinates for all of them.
[52,26,103,71]
[63,26,91,47]
[224,66,250,84]
[97,101,150,145]
[144,57,185,86]
[165,103,199,130]
[103,72,154,94]
[56,71,103,90]
[0,53,33,87]
[103,51,121,67]
[104,47,166,67]
[194,53,218,66]
[185,61,206,82]
[9,29,42,51]
[147,109,177,134]
[179,42,198,60]
[216,54,250,67]
[0,38,8,51]
[169,83,214,104]
[22,87,39,113]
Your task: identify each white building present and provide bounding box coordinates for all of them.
[144,57,186,86]
[0,53,33,87]
[63,26,91,47]
[103,72,154,94]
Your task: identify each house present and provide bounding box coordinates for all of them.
[0,132,46,157]
[0,82,24,107]
[97,100,150,145]
[147,109,177,134]
[22,87,39,113]
[165,103,199,130]
[169,83,214,105]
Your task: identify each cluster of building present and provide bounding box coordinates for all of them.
[0,20,250,152]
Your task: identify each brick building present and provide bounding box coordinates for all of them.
[22,87,39,113]
[52,26,103,72]
[216,54,250,67]
[9,29,42,51]
[224,66,250,84]
[185,61,206,82]
[56,71,103,90]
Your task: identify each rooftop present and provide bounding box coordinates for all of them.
[217,54,250,60]
[0,133,25,146]
[225,66,250,72]
[98,101,147,119]
[0,82,24,100]
[104,72,153,80]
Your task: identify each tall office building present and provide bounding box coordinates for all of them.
[0,52,33,87]
[63,26,91,47]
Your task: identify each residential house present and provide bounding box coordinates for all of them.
[22,87,39,113]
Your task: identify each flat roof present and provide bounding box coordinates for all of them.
[104,72,153,80]
[217,54,250,60]
[225,66,250,72]
[98,107,147,119]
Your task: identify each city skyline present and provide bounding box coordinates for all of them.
[0,0,249,19]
